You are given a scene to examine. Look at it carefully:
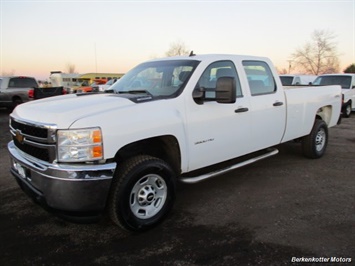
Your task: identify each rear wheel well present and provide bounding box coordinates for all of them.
[114,135,181,174]
[12,96,23,105]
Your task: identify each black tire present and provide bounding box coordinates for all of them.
[6,98,23,111]
[108,155,176,231]
[302,119,328,159]
[13,97,23,107]
[343,102,352,118]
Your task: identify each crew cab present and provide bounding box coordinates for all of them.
[7,54,342,231]
[313,74,355,117]
[0,76,38,109]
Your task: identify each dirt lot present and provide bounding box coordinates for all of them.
[0,107,354,266]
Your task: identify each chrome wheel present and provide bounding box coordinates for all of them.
[315,128,326,152]
[130,174,167,219]
[302,120,328,159]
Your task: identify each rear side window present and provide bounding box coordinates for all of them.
[8,77,38,88]
[280,76,293,86]
[313,75,351,89]
[242,61,276,96]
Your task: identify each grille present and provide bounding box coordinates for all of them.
[10,118,56,163]
[11,119,48,138]
[13,138,50,162]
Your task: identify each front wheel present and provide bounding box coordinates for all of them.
[302,119,328,159]
[108,155,176,231]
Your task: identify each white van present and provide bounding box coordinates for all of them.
[49,72,79,89]
[280,75,318,86]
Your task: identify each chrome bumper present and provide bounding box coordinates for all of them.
[8,141,116,213]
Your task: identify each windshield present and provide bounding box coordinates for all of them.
[313,75,351,89]
[106,79,116,85]
[109,60,199,98]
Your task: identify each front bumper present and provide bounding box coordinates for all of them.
[8,141,116,214]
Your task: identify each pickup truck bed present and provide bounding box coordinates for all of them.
[33,86,66,99]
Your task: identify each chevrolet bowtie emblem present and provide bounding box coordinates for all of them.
[15,130,24,144]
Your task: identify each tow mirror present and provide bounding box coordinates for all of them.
[193,88,205,105]
[216,77,236,104]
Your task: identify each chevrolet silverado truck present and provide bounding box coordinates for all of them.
[8,54,342,231]
[313,73,355,118]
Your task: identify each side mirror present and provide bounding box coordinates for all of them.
[216,77,236,104]
[193,88,205,105]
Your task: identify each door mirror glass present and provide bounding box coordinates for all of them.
[216,77,236,104]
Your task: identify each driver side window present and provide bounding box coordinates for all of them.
[195,61,242,99]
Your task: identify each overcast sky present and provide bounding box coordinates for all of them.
[0,0,354,80]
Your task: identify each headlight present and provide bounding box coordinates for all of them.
[57,127,103,162]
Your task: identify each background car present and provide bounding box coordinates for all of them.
[0,76,38,109]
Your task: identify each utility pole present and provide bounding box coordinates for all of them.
[94,43,98,73]
[287,60,292,74]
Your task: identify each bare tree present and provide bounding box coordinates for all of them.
[277,67,288,75]
[165,40,189,57]
[1,70,15,76]
[65,63,77,74]
[291,30,340,75]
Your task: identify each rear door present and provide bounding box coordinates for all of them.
[242,61,286,150]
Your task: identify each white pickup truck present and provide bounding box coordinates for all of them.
[280,74,317,86]
[313,73,355,118]
[8,54,342,231]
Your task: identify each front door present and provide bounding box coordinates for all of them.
[185,60,253,171]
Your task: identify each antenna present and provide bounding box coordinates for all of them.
[94,43,98,72]
[189,51,196,57]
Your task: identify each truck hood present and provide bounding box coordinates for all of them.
[11,93,137,128]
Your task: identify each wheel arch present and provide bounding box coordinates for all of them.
[316,105,332,125]
[114,135,182,175]
[11,95,23,103]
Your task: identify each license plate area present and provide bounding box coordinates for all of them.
[14,161,31,181]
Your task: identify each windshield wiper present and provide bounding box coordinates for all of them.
[118,90,152,95]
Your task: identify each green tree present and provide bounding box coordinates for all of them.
[344,64,355,73]
[291,30,340,75]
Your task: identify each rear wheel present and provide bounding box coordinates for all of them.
[6,97,23,111]
[302,119,328,159]
[108,155,176,231]
[343,102,352,118]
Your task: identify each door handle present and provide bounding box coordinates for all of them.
[273,101,284,107]
[235,107,249,113]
